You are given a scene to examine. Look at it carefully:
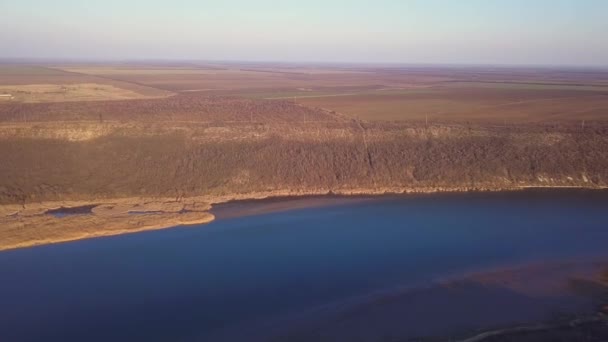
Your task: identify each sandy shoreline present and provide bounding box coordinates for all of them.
[1,185,607,252]
[0,197,214,251]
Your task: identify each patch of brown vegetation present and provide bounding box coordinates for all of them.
[1,117,607,206]
[0,197,213,251]
[0,83,155,103]
[0,94,334,123]
[0,65,171,98]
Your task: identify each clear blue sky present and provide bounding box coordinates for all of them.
[1,0,607,66]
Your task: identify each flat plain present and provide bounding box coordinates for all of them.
[0,65,172,100]
[47,63,608,123]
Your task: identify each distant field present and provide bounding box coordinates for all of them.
[0,94,334,123]
[0,65,171,99]
[296,86,608,122]
[447,81,608,92]
[0,65,69,76]
[0,65,93,86]
[236,85,415,100]
[3,63,608,121]
[59,66,241,76]
[0,83,152,103]
[59,66,372,76]
[54,65,443,92]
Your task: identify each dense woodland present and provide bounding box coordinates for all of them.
[1,95,607,205]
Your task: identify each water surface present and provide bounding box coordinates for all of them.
[1,190,608,341]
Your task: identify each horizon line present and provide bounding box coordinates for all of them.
[1,57,608,70]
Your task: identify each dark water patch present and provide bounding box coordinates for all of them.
[127,210,164,215]
[127,209,194,215]
[211,188,608,220]
[211,194,374,220]
[45,204,97,217]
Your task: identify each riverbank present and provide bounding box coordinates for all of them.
[1,185,608,251]
[0,196,214,251]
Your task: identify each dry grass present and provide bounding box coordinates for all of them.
[0,211,214,251]
[0,83,154,103]
[0,65,172,98]
[0,196,214,250]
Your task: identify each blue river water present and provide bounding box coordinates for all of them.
[1,190,608,341]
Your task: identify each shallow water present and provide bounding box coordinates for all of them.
[1,190,608,341]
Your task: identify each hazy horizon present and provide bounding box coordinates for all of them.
[2,0,608,67]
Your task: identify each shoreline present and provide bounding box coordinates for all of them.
[2,213,215,252]
[1,185,607,252]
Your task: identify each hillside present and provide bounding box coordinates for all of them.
[1,94,607,205]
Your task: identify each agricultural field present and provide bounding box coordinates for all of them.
[295,85,608,123]
[0,94,334,123]
[0,83,157,103]
[0,65,171,101]
[53,64,445,92]
[44,63,608,123]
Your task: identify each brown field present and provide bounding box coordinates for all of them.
[0,94,335,123]
[53,64,447,92]
[0,65,172,99]
[0,83,157,103]
[47,63,608,123]
[296,86,608,122]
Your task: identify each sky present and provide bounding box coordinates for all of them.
[1,0,607,66]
